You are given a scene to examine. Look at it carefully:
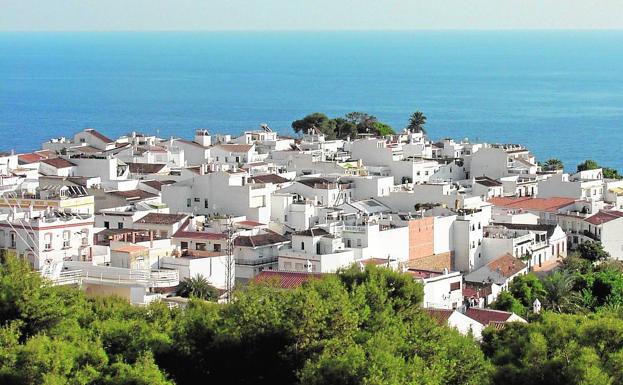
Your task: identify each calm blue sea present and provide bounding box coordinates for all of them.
[1,31,622,171]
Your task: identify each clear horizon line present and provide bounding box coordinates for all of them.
[2,27,623,33]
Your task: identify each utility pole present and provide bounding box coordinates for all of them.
[223,216,235,303]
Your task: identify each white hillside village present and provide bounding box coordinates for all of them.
[2,122,622,336]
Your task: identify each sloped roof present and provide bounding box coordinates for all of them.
[41,158,76,169]
[425,308,455,326]
[252,271,324,289]
[249,174,290,184]
[488,197,576,213]
[487,253,527,279]
[475,176,502,187]
[584,210,623,225]
[84,128,114,144]
[491,222,558,238]
[465,308,514,325]
[127,162,167,174]
[295,228,330,237]
[18,153,45,164]
[141,180,175,191]
[464,253,527,285]
[234,232,289,248]
[136,213,188,225]
[109,189,158,201]
[215,144,253,153]
[235,220,266,228]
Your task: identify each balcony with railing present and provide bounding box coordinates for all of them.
[62,261,179,288]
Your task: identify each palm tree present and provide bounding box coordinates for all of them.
[406,111,427,134]
[542,271,581,313]
[177,275,220,301]
[542,158,564,171]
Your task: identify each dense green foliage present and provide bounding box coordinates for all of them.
[0,256,491,385]
[576,159,622,179]
[482,312,623,385]
[8,244,623,385]
[292,111,396,139]
[577,159,600,172]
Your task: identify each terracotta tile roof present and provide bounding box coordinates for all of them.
[424,308,454,326]
[249,174,290,184]
[491,223,558,237]
[465,308,514,325]
[215,144,254,153]
[488,197,576,213]
[235,220,266,228]
[185,250,225,258]
[362,258,394,266]
[109,189,158,201]
[111,244,148,253]
[406,269,443,279]
[36,149,57,158]
[295,228,330,237]
[487,253,527,279]
[41,158,76,169]
[136,213,188,225]
[74,145,101,153]
[141,180,175,191]
[18,153,45,164]
[475,176,502,187]
[584,210,623,225]
[84,128,114,144]
[127,162,167,174]
[234,232,289,248]
[252,271,324,289]
[173,229,227,240]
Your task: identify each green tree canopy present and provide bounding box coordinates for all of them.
[291,113,336,138]
[577,159,600,172]
[577,242,610,263]
[482,312,623,385]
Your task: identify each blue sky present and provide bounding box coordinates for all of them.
[1,0,623,31]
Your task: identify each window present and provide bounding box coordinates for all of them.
[44,233,52,250]
[214,244,221,252]
[194,197,200,202]
[346,239,351,248]
[81,229,89,246]
[186,198,191,207]
[316,243,321,254]
[180,241,188,250]
[450,282,461,291]
[10,232,16,248]
[104,221,110,229]
[196,243,207,251]
[117,222,123,229]
[301,242,305,251]
[284,214,288,222]
[63,230,70,248]
[235,156,240,163]
[204,198,209,208]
